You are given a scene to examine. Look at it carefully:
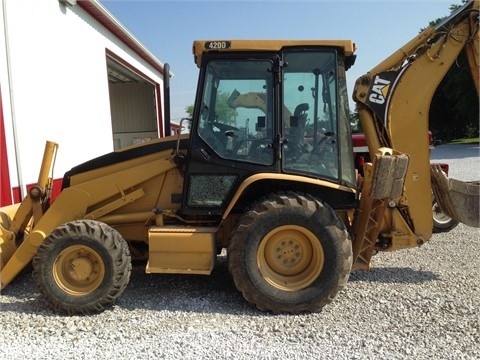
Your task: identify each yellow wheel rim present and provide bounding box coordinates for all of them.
[53,245,105,295]
[257,225,324,291]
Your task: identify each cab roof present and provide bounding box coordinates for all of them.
[192,40,356,68]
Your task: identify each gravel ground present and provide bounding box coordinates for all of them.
[1,144,479,360]
[430,143,480,180]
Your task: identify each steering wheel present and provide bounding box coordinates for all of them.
[211,121,239,133]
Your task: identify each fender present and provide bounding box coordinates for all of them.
[222,173,356,220]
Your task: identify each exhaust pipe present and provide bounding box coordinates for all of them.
[163,63,171,136]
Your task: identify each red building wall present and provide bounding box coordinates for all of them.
[0,89,12,206]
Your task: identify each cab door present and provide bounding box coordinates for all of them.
[182,55,278,216]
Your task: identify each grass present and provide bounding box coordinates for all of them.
[448,137,480,145]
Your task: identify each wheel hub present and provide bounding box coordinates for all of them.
[271,239,304,273]
[69,256,95,282]
[258,225,324,291]
[54,245,104,295]
[433,203,453,224]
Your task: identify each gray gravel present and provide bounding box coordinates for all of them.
[430,143,480,180]
[1,144,479,360]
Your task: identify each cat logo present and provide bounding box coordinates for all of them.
[369,76,391,104]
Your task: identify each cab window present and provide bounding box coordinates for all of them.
[282,51,340,180]
[198,59,274,165]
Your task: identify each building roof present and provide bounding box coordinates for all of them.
[78,0,171,77]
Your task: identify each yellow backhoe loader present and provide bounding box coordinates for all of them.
[1,0,478,315]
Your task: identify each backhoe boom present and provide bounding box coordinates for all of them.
[351,0,479,269]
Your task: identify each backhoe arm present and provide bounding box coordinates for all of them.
[351,0,479,267]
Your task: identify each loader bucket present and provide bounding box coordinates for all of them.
[0,204,21,270]
[431,165,480,228]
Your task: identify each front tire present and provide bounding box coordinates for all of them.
[32,220,131,315]
[228,192,352,313]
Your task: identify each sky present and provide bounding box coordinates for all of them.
[100,0,461,121]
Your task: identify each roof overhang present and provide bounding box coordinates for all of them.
[78,0,171,77]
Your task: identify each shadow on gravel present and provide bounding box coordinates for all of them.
[0,257,440,317]
[349,266,440,284]
[0,255,260,317]
[0,273,65,317]
[115,255,262,316]
[0,297,56,316]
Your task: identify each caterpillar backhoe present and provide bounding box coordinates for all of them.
[0,0,478,315]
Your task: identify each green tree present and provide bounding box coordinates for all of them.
[185,91,238,125]
[213,91,238,125]
[185,105,194,118]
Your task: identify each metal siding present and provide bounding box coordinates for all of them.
[109,82,156,132]
[1,0,165,192]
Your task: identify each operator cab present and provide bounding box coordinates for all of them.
[183,40,357,215]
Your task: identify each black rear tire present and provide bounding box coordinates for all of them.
[228,192,352,313]
[32,220,131,315]
[432,200,459,233]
